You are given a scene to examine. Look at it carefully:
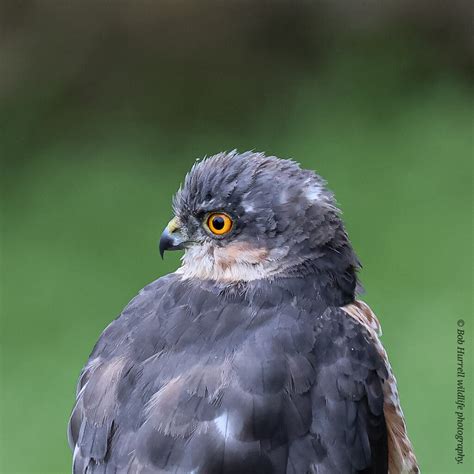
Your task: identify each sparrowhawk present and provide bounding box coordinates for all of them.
[68,151,418,473]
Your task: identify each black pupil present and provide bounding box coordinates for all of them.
[212,216,225,230]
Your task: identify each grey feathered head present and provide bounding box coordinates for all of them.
[160,151,359,292]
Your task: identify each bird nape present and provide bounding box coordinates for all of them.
[68,151,419,474]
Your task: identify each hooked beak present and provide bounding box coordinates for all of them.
[159,217,186,259]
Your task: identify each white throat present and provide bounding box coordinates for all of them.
[176,242,292,283]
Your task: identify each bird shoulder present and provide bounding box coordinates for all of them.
[342,300,420,474]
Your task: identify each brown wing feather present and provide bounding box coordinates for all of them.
[342,300,420,474]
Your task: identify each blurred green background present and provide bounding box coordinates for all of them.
[0,2,472,473]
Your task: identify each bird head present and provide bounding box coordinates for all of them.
[160,151,359,285]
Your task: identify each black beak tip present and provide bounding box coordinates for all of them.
[159,236,169,259]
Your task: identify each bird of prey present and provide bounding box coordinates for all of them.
[68,151,418,473]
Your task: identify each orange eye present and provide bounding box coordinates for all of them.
[207,213,233,235]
